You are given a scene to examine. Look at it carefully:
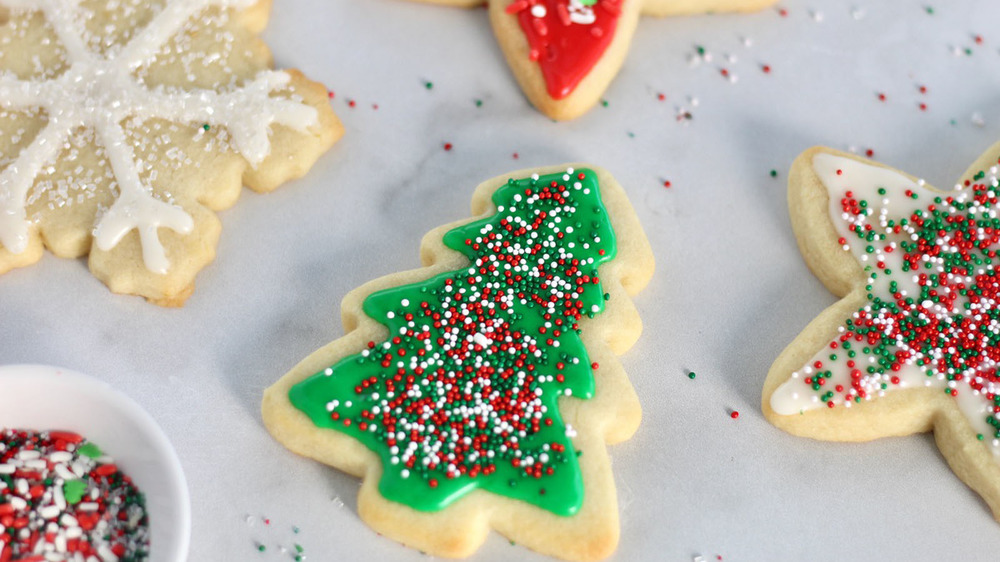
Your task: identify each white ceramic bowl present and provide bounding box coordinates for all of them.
[0,364,190,562]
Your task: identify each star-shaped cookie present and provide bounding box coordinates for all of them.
[406,0,777,120]
[763,143,1000,521]
[0,0,342,305]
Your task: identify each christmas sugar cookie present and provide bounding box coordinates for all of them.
[263,165,654,559]
[763,143,1000,521]
[406,0,776,120]
[0,0,342,306]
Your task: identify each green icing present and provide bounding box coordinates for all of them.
[290,169,617,515]
[77,442,103,459]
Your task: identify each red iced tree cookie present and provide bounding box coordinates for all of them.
[403,0,777,120]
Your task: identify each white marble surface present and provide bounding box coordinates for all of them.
[2,0,1000,560]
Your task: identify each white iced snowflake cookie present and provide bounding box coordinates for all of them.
[0,0,343,306]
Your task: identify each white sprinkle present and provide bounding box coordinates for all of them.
[17,450,41,461]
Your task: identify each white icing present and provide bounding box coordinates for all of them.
[0,0,320,273]
[567,0,596,25]
[771,154,1000,460]
[771,154,928,416]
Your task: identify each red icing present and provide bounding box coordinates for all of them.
[508,0,623,100]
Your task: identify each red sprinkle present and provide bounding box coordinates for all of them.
[730,411,740,419]
[94,463,118,477]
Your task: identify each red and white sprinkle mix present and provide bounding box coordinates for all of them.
[0,429,149,562]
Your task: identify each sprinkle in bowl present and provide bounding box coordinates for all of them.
[0,364,190,562]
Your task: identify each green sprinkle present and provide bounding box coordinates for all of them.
[63,479,88,505]
[474,99,483,107]
[295,544,304,553]
[688,371,696,380]
[600,99,609,107]
[924,6,934,14]
[770,169,778,178]
[257,544,266,553]
[202,123,210,131]
[424,81,433,90]
[77,442,103,459]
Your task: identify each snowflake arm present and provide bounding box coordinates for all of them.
[140,70,319,167]
[0,73,50,109]
[92,115,193,274]
[0,119,74,253]
[30,0,91,64]
[117,0,257,70]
